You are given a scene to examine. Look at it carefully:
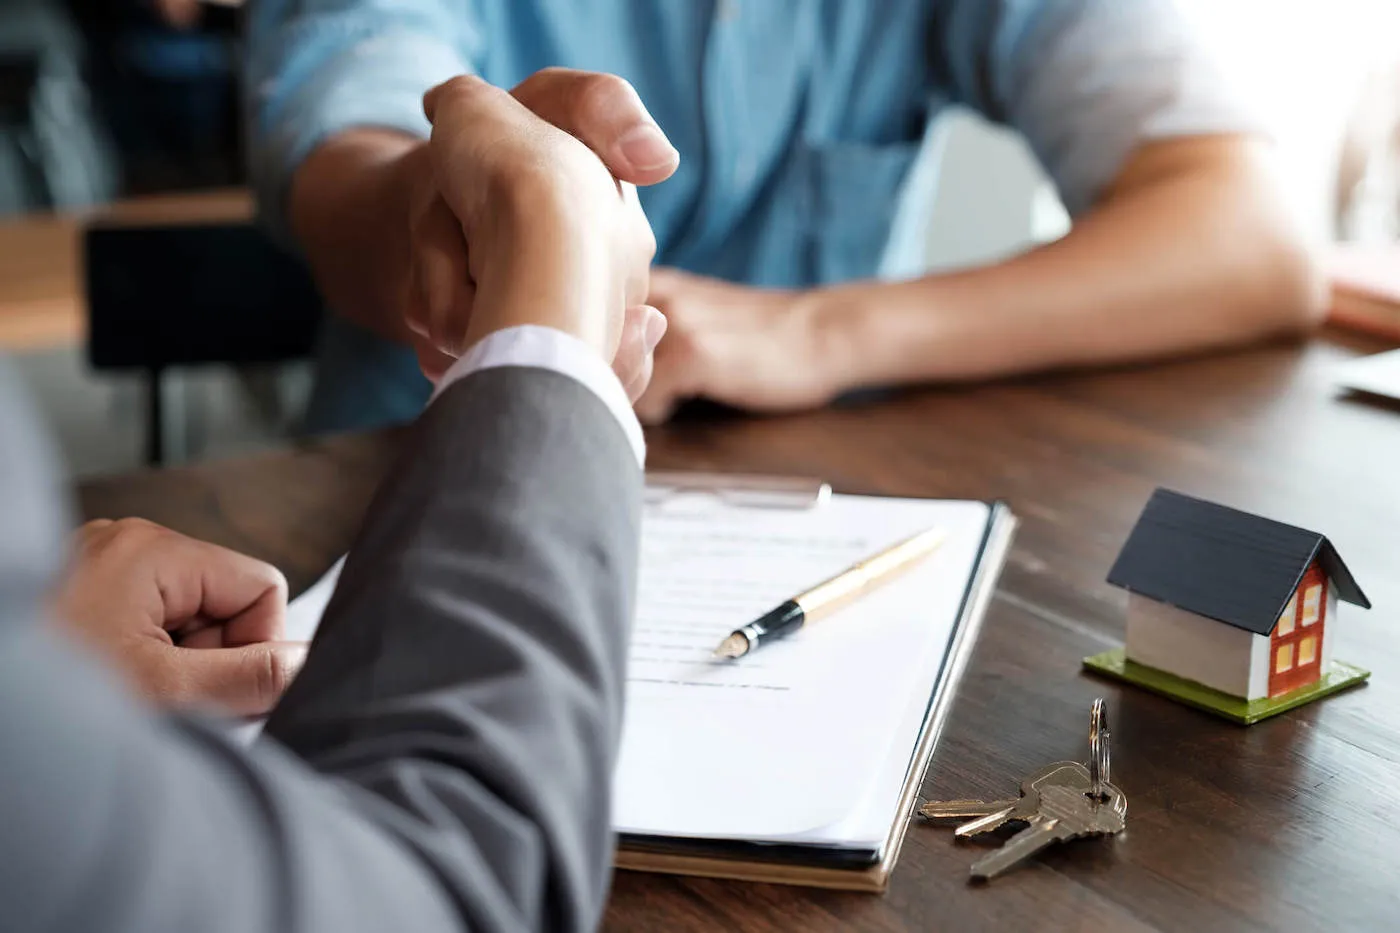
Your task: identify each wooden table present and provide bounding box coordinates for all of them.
[79,333,1400,931]
[0,189,251,350]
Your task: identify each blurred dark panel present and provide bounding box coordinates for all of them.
[64,0,243,196]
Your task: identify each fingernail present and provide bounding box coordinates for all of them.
[618,124,679,173]
[643,306,668,353]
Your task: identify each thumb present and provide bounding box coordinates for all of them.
[173,641,308,716]
[509,68,679,186]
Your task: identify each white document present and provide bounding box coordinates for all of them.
[1337,348,1400,402]
[616,493,990,846]
[284,557,344,642]
[255,494,993,850]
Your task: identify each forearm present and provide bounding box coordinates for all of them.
[266,365,640,931]
[289,130,425,341]
[244,0,471,337]
[820,138,1327,389]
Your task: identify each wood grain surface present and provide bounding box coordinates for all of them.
[78,332,1400,932]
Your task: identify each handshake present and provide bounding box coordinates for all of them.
[400,70,678,400]
[56,70,682,714]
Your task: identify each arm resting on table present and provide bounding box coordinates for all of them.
[811,136,1326,390]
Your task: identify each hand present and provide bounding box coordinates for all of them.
[152,0,201,30]
[403,69,677,395]
[635,268,840,424]
[53,519,306,715]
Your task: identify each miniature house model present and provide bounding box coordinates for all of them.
[1107,489,1371,701]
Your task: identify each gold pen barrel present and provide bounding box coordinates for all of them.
[794,527,946,622]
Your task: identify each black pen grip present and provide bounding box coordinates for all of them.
[748,600,805,645]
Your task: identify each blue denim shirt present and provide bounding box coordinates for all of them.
[245,0,1253,432]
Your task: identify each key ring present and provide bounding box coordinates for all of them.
[1088,698,1110,799]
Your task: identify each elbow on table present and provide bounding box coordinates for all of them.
[1239,231,1329,338]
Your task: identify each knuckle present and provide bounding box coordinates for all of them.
[438,74,488,102]
[574,72,633,122]
[251,649,288,707]
[511,67,564,109]
[96,517,160,554]
[268,567,289,599]
[72,519,113,551]
[431,75,492,119]
[527,65,569,89]
[255,564,289,602]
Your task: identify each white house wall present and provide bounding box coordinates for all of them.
[1125,594,1257,697]
[1246,632,1271,701]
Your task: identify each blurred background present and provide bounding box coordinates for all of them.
[2,0,1399,477]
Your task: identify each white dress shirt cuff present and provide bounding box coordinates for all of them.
[429,325,645,468]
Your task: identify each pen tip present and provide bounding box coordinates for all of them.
[712,633,748,660]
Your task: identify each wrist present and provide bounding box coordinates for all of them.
[380,142,436,317]
[289,130,426,339]
[801,286,866,399]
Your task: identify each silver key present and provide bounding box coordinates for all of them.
[918,797,1018,822]
[920,760,1093,837]
[969,780,1127,880]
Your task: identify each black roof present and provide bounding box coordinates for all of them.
[1107,488,1371,636]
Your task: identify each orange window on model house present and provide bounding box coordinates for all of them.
[1269,563,1328,698]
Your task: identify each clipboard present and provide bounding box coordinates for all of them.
[645,471,831,509]
[256,472,1016,894]
[617,472,1018,892]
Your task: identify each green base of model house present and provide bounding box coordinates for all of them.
[1083,648,1370,725]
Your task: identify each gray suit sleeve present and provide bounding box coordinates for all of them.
[0,365,641,933]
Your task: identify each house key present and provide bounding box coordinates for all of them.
[919,761,1096,837]
[970,779,1127,879]
[920,698,1128,880]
